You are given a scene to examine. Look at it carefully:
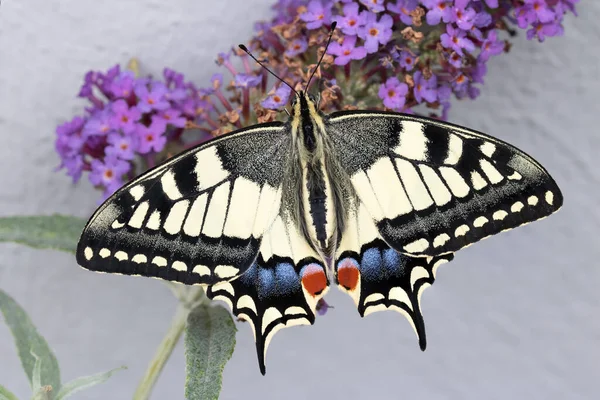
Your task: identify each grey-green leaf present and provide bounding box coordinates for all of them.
[0,384,19,400]
[0,215,86,254]
[55,366,126,400]
[185,304,236,400]
[0,289,61,394]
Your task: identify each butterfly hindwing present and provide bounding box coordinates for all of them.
[335,201,453,349]
[208,213,330,374]
[327,111,563,257]
[76,123,288,285]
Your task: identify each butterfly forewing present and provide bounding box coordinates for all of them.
[76,123,289,285]
[326,111,563,257]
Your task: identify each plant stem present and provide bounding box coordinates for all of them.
[132,304,188,400]
[133,286,207,400]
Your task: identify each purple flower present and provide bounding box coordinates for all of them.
[109,71,135,99]
[516,5,537,29]
[299,0,332,30]
[413,71,438,103]
[155,109,187,128]
[82,110,114,137]
[440,25,475,55]
[387,0,418,25]
[110,100,141,134]
[136,119,168,154]
[397,50,416,71]
[89,155,130,193]
[422,0,452,25]
[524,0,556,23]
[334,3,367,35]
[328,35,368,65]
[479,30,504,62]
[61,155,85,183]
[527,21,563,41]
[105,133,137,160]
[234,73,262,89]
[358,12,393,54]
[451,0,477,30]
[135,84,170,113]
[447,52,464,68]
[261,85,292,109]
[378,77,409,110]
[285,38,308,57]
[359,0,385,13]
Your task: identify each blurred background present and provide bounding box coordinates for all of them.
[0,0,598,399]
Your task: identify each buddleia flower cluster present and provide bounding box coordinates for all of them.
[55,64,206,200]
[55,0,579,197]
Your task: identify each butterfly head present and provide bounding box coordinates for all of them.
[290,90,320,117]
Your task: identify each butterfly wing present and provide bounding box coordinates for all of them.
[208,212,330,375]
[327,111,563,257]
[335,201,453,349]
[77,123,288,285]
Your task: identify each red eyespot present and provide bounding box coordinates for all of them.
[301,263,328,297]
[337,258,359,291]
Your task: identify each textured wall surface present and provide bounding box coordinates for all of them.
[1,1,598,399]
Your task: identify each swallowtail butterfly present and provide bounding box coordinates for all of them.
[76,24,562,374]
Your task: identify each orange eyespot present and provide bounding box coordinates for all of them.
[337,258,359,291]
[301,263,327,297]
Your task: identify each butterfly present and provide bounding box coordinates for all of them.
[76,24,562,374]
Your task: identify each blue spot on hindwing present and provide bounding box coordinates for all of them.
[274,262,300,294]
[360,247,382,282]
[382,248,404,277]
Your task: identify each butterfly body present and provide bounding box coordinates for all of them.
[77,90,562,374]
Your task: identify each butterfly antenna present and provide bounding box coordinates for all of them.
[238,44,298,95]
[306,21,337,91]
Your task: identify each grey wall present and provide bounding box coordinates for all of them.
[1,1,598,399]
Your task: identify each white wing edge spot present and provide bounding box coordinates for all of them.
[152,256,167,267]
[132,254,147,263]
[172,261,187,272]
[84,247,93,260]
[545,191,554,205]
[237,295,258,314]
[528,195,539,206]
[433,233,450,248]
[388,287,412,311]
[511,202,524,213]
[493,210,508,221]
[410,266,429,288]
[99,248,110,258]
[473,216,488,228]
[364,293,385,305]
[215,265,240,279]
[262,307,283,334]
[404,238,429,253]
[284,306,307,316]
[115,251,128,261]
[193,265,211,276]
[455,224,470,237]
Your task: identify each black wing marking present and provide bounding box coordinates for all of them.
[77,123,288,285]
[327,111,563,256]
[335,201,453,349]
[208,213,329,375]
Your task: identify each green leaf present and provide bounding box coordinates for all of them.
[0,289,61,394]
[55,366,126,400]
[30,351,42,392]
[185,304,236,400]
[0,215,86,254]
[0,384,19,400]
